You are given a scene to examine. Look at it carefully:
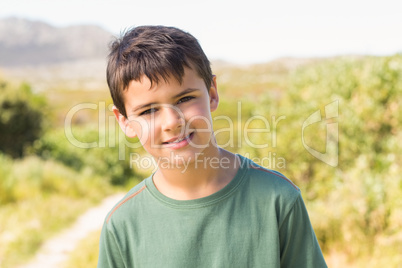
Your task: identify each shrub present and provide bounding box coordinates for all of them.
[0,81,46,158]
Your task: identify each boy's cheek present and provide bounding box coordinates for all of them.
[125,119,149,140]
[185,116,214,139]
[187,110,213,129]
[184,104,211,122]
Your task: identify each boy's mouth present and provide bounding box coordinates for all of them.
[162,132,194,145]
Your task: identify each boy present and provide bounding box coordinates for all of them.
[98,25,327,267]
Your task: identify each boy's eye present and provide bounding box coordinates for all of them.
[140,107,158,116]
[177,96,194,104]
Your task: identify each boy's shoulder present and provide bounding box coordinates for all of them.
[104,179,148,225]
[239,154,298,188]
[238,154,301,207]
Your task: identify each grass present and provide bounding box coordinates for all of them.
[0,155,116,267]
[324,232,402,268]
[0,196,102,267]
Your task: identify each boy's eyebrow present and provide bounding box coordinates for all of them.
[132,102,158,113]
[131,88,200,114]
[172,87,199,99]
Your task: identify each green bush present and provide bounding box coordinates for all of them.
[30,126,141,185]
[0,81,46,158]
[282,55,402,258]
[215,54,402,263]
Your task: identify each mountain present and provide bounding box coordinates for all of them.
[0,17,326,92]
[0,17,114,67]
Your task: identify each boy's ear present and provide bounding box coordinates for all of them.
[112,106,137,138]
[209,75,219,112]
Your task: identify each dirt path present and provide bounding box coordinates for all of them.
[19,193,125,268]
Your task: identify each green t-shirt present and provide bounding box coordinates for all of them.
[98,155,327,267]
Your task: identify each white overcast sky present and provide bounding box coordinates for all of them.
[1,0,402,64]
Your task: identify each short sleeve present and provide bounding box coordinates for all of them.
[279,193,327,268]
[97,221,125,268]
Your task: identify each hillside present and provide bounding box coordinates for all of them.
[0,17,347,93]
[0,17,113,66]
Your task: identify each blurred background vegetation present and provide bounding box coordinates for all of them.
[0,18,401,268]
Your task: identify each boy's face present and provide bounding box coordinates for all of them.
[114,67,219,166]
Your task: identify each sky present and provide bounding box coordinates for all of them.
[1,0,402,64]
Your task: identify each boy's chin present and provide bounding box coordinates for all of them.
[152,152,196,169]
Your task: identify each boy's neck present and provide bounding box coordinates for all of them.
[152,148,239,200]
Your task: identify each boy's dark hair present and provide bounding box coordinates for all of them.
[107,25,213,118]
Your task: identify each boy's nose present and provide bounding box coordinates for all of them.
[160,106,184,132]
